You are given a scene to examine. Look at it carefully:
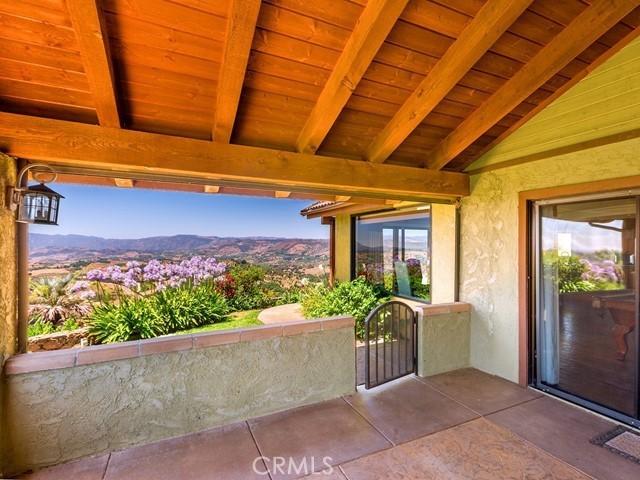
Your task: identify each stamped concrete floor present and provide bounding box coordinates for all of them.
[18,368,640,480]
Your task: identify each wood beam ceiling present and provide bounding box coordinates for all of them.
[426,0,640,171]
[66,0,120,128]
[365,0,532,164]
[213,0,262,143]
[0,112,470,200]
[295,0,409,154]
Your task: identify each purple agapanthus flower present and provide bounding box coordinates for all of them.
[87,256,226,292]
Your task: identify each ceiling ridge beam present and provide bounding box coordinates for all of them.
[66,0,121,128]
[295,0,409,154]
[213,0,262,143]
[426,0,639,171]
[365,0,532,164]
[0,112,469,199]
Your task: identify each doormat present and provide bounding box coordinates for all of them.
[590,425,640,464]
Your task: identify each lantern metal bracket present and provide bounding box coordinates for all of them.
[8,164,58,212]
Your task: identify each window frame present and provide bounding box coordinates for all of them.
[351,207,433,305]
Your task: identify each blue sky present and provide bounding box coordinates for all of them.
[30,184,328,239]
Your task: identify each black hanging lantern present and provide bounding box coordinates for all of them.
[10,164,64,225]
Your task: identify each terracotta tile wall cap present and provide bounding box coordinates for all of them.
[139,335,194,356]
[321,316,354,330]
[77,342,140,366]
[240,325,284,342]
[282,319,323,336]
[193,330,241,349]
[420,302,471,316]
[4,349,77,375]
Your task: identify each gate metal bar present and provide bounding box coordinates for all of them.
[364,301,417,389]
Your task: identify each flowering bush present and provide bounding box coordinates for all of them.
[580,259,622,285]
[86,256,227,293]
[543,252,624,293]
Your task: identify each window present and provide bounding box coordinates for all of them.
[354,208,431,302]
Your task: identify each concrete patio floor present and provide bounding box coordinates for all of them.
[18,368,640,480]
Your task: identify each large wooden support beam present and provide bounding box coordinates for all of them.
[295,0,409,154]
[426,0,639,170]
[213,0,262,143]
[67,0,121,128]
[0,112,470,199]
[366,0,531,164]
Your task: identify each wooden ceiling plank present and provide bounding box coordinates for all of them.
[295,0,409,154]
[426,0,639,170]
[66,0,121,127]
[213,0,261,143]
[0,112,470,199]
[365,0,532,164]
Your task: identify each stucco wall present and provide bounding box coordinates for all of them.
[0,153,17,361]
[462,144,640,382]
[0,152,17,476]
[416,303,470,377]
[4,322,355,474]
[460,36,640,383]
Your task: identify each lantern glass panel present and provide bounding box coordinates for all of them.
[19,190,60,224]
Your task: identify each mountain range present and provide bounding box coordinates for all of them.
[29,233,329,268]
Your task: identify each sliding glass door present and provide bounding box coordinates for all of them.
[534,195,639,425]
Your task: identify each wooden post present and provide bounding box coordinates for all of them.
[17,158,29,353]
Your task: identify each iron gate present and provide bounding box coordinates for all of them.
[364,301,417,389]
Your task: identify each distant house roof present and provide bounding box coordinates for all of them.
[299,201,339,216]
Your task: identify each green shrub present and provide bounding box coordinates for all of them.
[88,295,164,344]
[28,318,57,337]
[228,263,269,310]
[59,318,81,331]
[88,283,230,344]
[153,282,229,332]
[301,277,383,339]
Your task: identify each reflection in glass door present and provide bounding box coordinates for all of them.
[535,196,639,423]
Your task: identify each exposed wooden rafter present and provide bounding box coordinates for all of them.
[426,0,639,171]
[0,112,470,200]
[66,0,120,128]
[295,0,409,154]
[365,0,532,164]
[213,0,262,143]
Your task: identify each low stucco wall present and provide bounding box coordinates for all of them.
[416,303,470,377]
[3,317,355,474]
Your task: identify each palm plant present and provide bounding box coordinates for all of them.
[29,275,92,325]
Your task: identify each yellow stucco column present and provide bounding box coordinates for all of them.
[431,203,457,304]
[0,152,17,362]
[334,213,352,282]
[0,152,17,477]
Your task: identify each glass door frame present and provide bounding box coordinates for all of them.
[530,191,640,428]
